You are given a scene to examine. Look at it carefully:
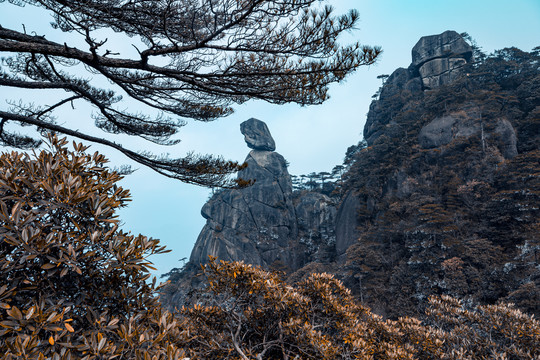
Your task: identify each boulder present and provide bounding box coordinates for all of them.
[418,57,469,89]
[411,30,472,68]
[418,115,456,148]
[495,119,518,159]
[418,104,518,159]
[411,30,473,89]
[379,68,412,101]
[240,118,276,151]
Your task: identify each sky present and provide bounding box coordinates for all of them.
[1,1,540,278]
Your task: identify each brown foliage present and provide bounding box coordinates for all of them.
[0,135,186,359]
[340,47,540,318]
[182,259,540,359]
[2,136,538,359]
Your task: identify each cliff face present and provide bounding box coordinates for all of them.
[162,31,540,318]
[338,30,478,256]
[336,31,539,317]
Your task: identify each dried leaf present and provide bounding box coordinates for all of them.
[26,306,35,319]
[65,322,74,332]
[98,336,106,351]
[7,306,22,320]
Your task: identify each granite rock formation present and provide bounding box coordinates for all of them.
[364,30,473,145]
[335,191,362,256]
[417,105,518,158]
[334,31,539,317]
[189,118,336,271]
[163,31,539,319]
[240,118,276,151]
[411,30,473,89]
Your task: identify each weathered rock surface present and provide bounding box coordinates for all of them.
[190,119,336,271]
[365,31,473,146]
[295,192,337,260]
[190,149,297,268]
[411,30,473,67]
[332,31,540,319]
[335,191,362,256]
[418,115,457,148]
[163,31,540,321]
[240,118,276,151]
[411,30,473,89]
[418,104,518,159]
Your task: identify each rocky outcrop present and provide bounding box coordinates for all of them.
[163,31,540,320]
[364,31,473,146]
[190,119,297,268]
[411,30,472,67]
[295,192,337,261]
[189,31,482,269]
[189,118,337,271]
[240,118,276,151]
[335,32,540,318]
[411,30,473,89]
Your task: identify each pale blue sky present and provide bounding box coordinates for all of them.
[1,1,539,278]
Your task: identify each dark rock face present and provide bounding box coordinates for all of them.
[336,33,540,319]
[162,31,540,321]
[335,191,361,256]
[418,104,518,159]
[240,118,276,151]
[411,30,473,67]
[190,119,336,271]
[494,119,518,159]
[411,30,473,89]
[295,192,337,261]
[191,150,297,269]
[418,115,456,148]
[296,192,336,238]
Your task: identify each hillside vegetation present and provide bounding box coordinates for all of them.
[1,137,539,359]
[331,45,540,318]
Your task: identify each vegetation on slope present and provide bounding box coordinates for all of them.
[1,137,539,359]
[336,46,540,318]
[0,135,186,359]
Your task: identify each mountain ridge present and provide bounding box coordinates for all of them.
[161,31,540,318]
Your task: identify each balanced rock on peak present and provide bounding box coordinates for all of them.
[190,118,297,268]
[188,118,336,273]
[240,118,276,151]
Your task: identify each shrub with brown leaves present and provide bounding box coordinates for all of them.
[0,135,187,359]
[181,259,539,359]
[2,135,538,359]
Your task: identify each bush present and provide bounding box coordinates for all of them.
[181,259,540,359]
[0,135,186,359]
